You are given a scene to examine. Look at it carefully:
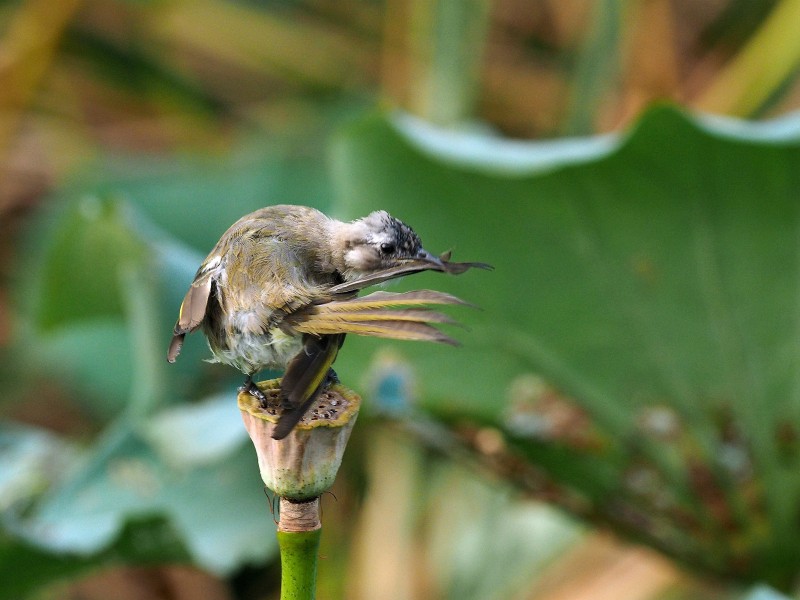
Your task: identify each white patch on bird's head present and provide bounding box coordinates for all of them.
[337,211,424,277]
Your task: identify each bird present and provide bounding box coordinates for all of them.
[167,204,489,439]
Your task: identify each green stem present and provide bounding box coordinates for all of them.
[277,530,321,600]
[696,0,800,116]
[277,498,322,600]
[563,0,630,135]
[407,0,492,126]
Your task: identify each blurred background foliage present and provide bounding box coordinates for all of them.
[3,0,800,599]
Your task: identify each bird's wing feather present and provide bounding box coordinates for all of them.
[301,308,457,324]
[317,289,469,310]
[293,319,457,345]
[328,256,492,294]
[177,276,214,333]
[167,263,219,363]
[285,290,467,346]
[272,289,469,437]
[329,263,436,293]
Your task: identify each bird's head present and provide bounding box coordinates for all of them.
[337,210,442,277]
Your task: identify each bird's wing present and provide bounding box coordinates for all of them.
[271,289,469,436]
[328,254,492,294]
[167,259,221,363]
[272,333,345,440]
[285,290,468,346]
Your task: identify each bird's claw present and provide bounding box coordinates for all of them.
[240,377,269,408]
[325,368,339,386]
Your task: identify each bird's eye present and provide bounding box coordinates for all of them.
[379,242,396,255]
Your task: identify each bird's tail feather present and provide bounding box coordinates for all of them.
[272,333,344,440]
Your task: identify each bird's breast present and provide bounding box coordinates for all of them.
[207,326,303,375]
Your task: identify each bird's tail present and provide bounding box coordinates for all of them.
[272,333,344,440]
[285,290,468,345]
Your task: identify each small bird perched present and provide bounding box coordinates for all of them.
[167,205,489,439]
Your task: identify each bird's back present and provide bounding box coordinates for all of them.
[201,205,338,371]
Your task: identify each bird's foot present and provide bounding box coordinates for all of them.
[325,368,339,387]
[240,376,269,408]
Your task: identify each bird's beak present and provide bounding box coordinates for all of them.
[416,249,446,269]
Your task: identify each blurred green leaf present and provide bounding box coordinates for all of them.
[0,423,76,512]
[0,518,191,600]
[28,321,135,418]
[6,415,272,576]
[18,196,154,414]
[424,465,581,600]
[329,104,800,588]
[0,533,104,600]
[142,394,247,468]
[33,197,147,331]
[0,426,188,600]
[741,585,794,600]
[65,152,332,251]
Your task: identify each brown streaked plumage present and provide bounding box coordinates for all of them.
[167,204,490,439]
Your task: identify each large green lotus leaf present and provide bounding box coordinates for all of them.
[16,197,151,413]
[6,400,270,577]
[60,142,330,253]
[31,197,148,331]
[0,424,189,600]
[329,106,800,587]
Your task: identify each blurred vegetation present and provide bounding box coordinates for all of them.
[3,0,800,599]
